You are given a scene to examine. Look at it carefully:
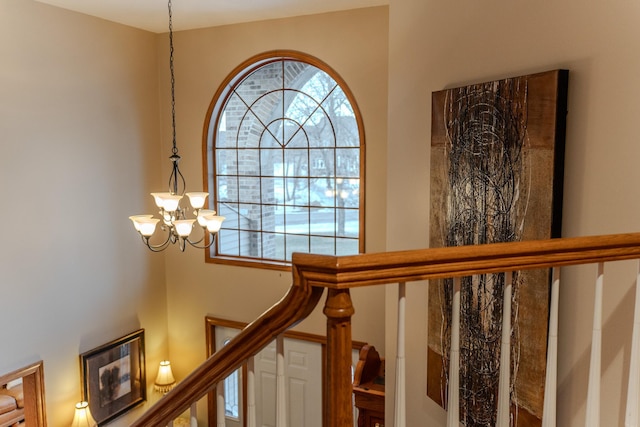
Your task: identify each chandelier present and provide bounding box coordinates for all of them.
[129,0,224,252]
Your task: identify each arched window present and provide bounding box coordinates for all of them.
[204,51,365,269]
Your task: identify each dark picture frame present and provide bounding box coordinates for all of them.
[80,329,146,426]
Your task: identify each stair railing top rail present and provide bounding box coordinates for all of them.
[131,272,325,427]
[132,231,640,426]
[292,232,640,288]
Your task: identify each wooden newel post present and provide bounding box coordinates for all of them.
[324,288,355,427]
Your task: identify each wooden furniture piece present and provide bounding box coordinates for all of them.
[0,361,47,427]
[353,345,384,427]
[0,381,24,427]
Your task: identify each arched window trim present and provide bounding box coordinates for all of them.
[202,50,366,270]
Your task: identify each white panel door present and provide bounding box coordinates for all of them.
[215,324,362,427]
[256,343,277,427]
[254,338,322,427]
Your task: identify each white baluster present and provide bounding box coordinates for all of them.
[395,282,407,427]
[496,272,513,427]
[542,267,560,427]
[625,260,640,427]
[447,276,461,427]
[585,263,604,427]
[190,402,197,427]
[168,421,174,427]
[247,356,257,427]
[217,380,226,427]
[276,334,286,427]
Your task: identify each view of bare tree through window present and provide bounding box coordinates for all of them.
[208,54,363,266]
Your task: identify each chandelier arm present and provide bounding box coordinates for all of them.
[168,155,186,195]
[141,231,173,252]
[183,225,207,246]
[185,233,217,249]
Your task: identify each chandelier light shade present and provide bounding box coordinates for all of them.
[70,401,97,427]
[154,360,176,394]
[129,0,224,252]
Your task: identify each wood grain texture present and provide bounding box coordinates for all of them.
[291,233,640,287]
[136,231,640,426]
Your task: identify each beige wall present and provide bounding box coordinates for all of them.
[2,2,388,425]
[386,0,640,426]
[161,5,389,384]
[9,0,638,425]
[0,1,169,425]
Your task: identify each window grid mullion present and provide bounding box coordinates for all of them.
[211,54,361,265]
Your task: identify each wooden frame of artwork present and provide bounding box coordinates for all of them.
[80,329,146,426]
[427,69,569,426]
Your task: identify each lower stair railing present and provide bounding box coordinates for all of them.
[131,232,640,427]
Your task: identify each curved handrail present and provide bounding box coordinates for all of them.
[133,232,640,426]
[131,267,324,427]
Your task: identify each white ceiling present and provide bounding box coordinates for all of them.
[35,0,388,33]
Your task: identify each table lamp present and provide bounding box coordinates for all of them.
[154,360,176,395]
[70,401,97,427]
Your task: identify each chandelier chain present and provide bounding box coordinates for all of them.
[168,0,177,156]
[167,0,184,196]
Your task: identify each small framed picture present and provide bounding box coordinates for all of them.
[80,329,146,425]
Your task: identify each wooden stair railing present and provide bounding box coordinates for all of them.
[131,273,324,426]
[133,232,640,427]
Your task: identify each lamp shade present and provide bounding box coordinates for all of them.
[154,360,176,394]
[151,192,183,212]
[174,219,195,237]
[196,209,216,227]
[205,215,226,233]
[185,192,209,209]
[162,195,183,212]
[150,192,171,209]
[129,216,160,237]
[129,215,153,232]
[71,401,97,427]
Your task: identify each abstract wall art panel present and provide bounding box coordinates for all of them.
[427,69,568,426]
